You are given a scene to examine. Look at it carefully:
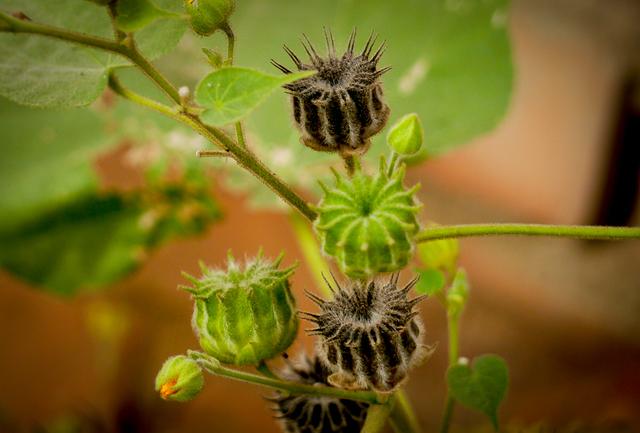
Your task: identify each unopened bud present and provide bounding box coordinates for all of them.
[184,0,234,36]
[155,355,204,402]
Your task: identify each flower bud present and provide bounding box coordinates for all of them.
[155,355,204,402]
[182,251,298,365]
[184,0,234,36]
[387,113,424,156]
[314,158,421,279]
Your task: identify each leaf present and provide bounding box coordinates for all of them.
[415,268,446,296]
[195,67,315,126]
[447,354,509,430]
[417,233,460,273]
[116,0,172,32]
[0,98,220,295]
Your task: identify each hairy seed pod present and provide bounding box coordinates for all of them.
[181,251,298,365]
[303,274,428,392]
[314,158,421,279]
[271,355,369,433]
[272,30,391,156]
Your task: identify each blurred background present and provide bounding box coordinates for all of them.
[1,0,639,432]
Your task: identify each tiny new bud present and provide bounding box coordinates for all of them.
[155,355,204,402]
[387,113,424,156]
[184,0,234,36]
[202,48,224,69]
[178,86,190,100]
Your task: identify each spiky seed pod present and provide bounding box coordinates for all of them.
[314,158,421,279]
[182,251,298,366]
[273,30,391,156]
[304,274,428,392]
[271,355,369,433]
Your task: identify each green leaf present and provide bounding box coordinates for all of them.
[415,268,446,296]
[387,113,424,156]
[447,354,509,430]
[116,0,172,32]
[195,67,315,126]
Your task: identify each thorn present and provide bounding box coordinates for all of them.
[271,59,291,73]
[283,44,302,68]
[298,311,321,322]
[301,33,321,65]
[375,66,392,77]
[329,271,343,292]
[304,289,326,306]
[402,275,420,294]
[321,273,336,294]
[323,26,336,56]
[361,31,378,58]
[371,41,387,63]
[346,28,357,56]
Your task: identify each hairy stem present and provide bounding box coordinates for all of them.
[440,304,461,433]
[190,352,381,404]
[389,390,422,433]
[416,223,640,242]
[361,401,393,433]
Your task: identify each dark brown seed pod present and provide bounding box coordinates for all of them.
[303,274,428,392]
[271,355,369,433]
[272,30,391,156]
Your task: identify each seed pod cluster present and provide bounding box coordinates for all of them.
[182,252,298,366]
[273,31,391,156]
[314,158,421,279]
[304,274,427,392]
[272,355,369,433]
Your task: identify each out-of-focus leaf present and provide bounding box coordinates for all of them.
[414,268,446,296]
[447,354,509,430]
[417,231,460,274]
[0,97,220,295]
[116,0,171,32]
[195,67,315,126]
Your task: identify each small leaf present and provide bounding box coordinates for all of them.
[447,354,509,430]
[202,47,224,69]
[387,113,424,155]
[116,0,171,32]
[414,268,445,296]
[417,228,460,273]
[195,67,315,126]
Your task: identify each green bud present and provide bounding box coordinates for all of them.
[387,113,424,156]
[417,224,459,274]
[182,251,298,365]
[184,0,234,36]
[202,47,224,69]
[447,268,469,318]
[314,158,421,279]
[155,355,204,402]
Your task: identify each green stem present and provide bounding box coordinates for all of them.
[189,352,381,404]
[107,71,317,221]
[343,154,357,176]
[416,223,640,242]
[289,211,332,297]
[361,402,393,433]
[439,310,461,433]
[257,361,278,379]
[235,122,247,148]
[0,11,181,104]
[389,390,422,433]
[387,151,399,177]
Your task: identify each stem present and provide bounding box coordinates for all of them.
[289,211,332,298]
[387,151,399,177]
[107,71,317,221]
[416,223,640,242]
[439,309,461,433]
[0,11,181,104]
[361,402,393,433]
[257,361,278,379]
[193,356,381,405]
[235,122,247,148]
[343,154,357,176]
[389,390,422,433]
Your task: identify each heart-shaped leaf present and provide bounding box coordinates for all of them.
[447,354,508,430]
[195,67,314,126]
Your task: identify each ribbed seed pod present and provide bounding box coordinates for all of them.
[181,251,298,365]
[314,158,421,279]
[272,30,391,155]
[271,355,369,433]
[304,274,427,392]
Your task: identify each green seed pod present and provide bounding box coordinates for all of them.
[155,355,204,402]
[387,113,424,156]
[314,159,421,279]
[184,0,234,36]
[182,251,298,365]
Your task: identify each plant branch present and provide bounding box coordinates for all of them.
[361,402,393,433]
[389,390,422,433]
[439,297,462,433]
[0,11,180,104]
[188,351,381,404]
[416,223,640,242]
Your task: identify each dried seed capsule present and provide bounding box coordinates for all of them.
[182,251,298,365]
[155,355,204,402]
[271,355,369,433]
[305,275,428,392]
[314,158,421,279]
[273,30,391,156]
